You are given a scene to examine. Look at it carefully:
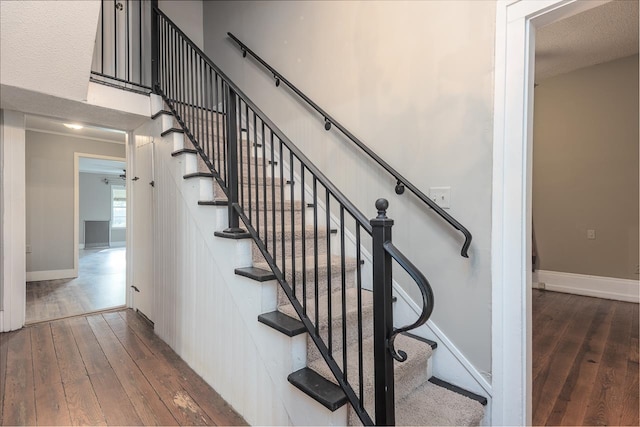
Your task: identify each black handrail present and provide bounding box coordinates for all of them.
[227,32,472,258]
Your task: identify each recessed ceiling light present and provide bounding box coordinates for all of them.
[64,123,83,130]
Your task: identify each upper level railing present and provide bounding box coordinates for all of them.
[227,33,472,258]
[152,6,435,425]
[91,0,153,93]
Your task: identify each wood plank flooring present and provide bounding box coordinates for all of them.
[0,309,247,426]
[533,289,639,426]
[26,248,127,324]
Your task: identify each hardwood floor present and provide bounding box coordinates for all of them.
[26,248,127,324]
[533,289,639,426]
[0,309,247,426]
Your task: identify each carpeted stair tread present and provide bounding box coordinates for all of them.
[254,254,357,288]
[279,288,374,362]
[309,333,433,413]
[395,380,485,426]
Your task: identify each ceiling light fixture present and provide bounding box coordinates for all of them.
[64,123,83,130]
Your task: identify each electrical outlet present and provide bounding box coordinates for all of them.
[635,265,639,275]
[26,245,32,254]
[586,229,596,240]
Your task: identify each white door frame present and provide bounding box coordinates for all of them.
[491,0,612,425]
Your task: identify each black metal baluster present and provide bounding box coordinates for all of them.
[190,46,195,134]
[356,224,364,407]
[279,140,285,278]
[270,130,276,262]
[238,100,245,208]
[313,177,319,334]
[215,73,221,175]
[204,63,210,161]
[125,0,130,82]
[326,189,332,355]
[254,114,259,237]
[262,121,268,251]
[101,1,104,74]
[114,0,118,79]
[246,107,253,223]
[301,166,307,314]
[179,38,185,123]
[371,199,395,426]
[289,151,296,299]
[222,82,227,184]
[138,0,142,85]
[340,206,347,381]
[196,56,202,149]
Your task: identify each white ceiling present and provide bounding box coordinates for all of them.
[79,157,126,176]
[25,114,126,144]
[535,0,639,81]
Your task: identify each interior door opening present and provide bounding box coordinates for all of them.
[24,115,129,324]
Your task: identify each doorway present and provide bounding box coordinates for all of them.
[493,0,639,425]
[24,116,129,323]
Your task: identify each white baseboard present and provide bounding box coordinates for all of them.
[110,241,126,248]
[533,270,639,303]
[79,243,84,249]
[26,269,77,282]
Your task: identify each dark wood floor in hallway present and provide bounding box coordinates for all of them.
[533,289,639,426]
[0,309,247,426]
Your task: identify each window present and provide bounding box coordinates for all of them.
[111,185,126,228]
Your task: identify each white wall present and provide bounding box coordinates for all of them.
[202,0,495,376]
[25,131,125,274]
[79,173,127,245]
[159,0,204,49]
[533,54,639,280]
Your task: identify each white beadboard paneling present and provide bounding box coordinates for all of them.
[149,126,346,425]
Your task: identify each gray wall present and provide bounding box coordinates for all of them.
[533,54,639,280]
[79,172,126,245]
[202,0,495,375]
[25,131,125,272]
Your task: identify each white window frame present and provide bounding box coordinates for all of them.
[111,184,127,229]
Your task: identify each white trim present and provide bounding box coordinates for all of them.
[533,270,639,303]
[492,1,612,425]
[26,269,77,282]
[0,110,26,332]
[125,131,134,308]
[74,152,126,282]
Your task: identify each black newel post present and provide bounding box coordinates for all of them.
[150,0,159,93]
[371,198,395,426]
[222,84,246,235]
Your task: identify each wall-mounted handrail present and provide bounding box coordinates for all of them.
[227,32,472,258]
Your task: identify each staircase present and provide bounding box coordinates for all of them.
[145,6,486,426]
[152,109,485,426]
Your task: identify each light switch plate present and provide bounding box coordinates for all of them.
[428,187,451,209]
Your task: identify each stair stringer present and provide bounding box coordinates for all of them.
[150,126,348,426]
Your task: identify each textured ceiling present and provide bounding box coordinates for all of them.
[535,0,639,81]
